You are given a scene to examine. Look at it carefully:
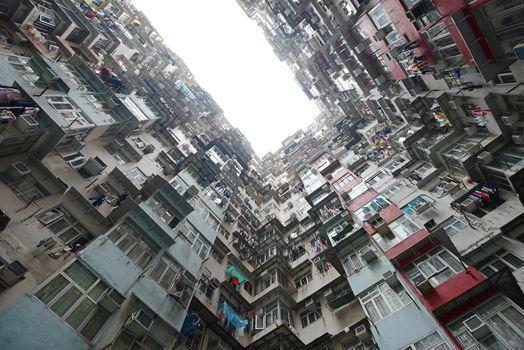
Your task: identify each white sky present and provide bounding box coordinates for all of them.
[131,0,319,156]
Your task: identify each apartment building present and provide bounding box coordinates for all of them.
[0,0,523,350]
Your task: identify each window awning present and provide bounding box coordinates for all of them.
[226,266,247,284]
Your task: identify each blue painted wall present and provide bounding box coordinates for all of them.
[0,295,89,350]
[347,255,395,295]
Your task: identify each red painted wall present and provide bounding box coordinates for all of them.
[385,228,430,259]
[379,204,404,224]
[347,189,378,211]
[425,269,487,311]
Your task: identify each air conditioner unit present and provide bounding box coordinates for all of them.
[68,156,87,169]
[383,271,399,288]
[448,100,458,109]
[82,156,107,176]
[413,202,431,214]
[512,134,524,145]
[0,260,27,286]
[311,256,323,265]
[460,198,478,213]
[305,298,316,311]
[98,289,125,313]
[355,324,371,341]
[15,115,39,133]
[416,279,433,295]
[124,309,153,337]
[501,113,521,126]
[443,182,461,195]
[7,162,31,179]
[360,246,377,262]
[513,42,524,60]
[477,151,493,164]
[463,315,491,340]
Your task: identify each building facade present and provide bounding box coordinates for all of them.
[0,0,524,349]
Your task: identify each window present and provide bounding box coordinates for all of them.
[381,182,404,198]
[255,246,277,266]
[144,196,176,223]
[294,271,313,288]
[368,4,391,29]
[254,300,290,329]
[126,167,147,185]
[113,332,164,350]
[150,256,195,307]
[45,96,91,128]
[385,159,405,172]
[402,331,451,350]
[441,216,468,236]
[3,175,47,203]
[37,207,91,246]
[34,261,115,341]
[199,278,217,299]
[192,200,221,232]
[366,171,386,187]
[210,247,224,263]
[478,249,524,277]
[374,216,420,250]
[300,303,322,328]
[333,173,355,191]
[256,269,277,294]
[347,182,369,201]
[404,247,464,287]
[359,282,411,323]
[449,296,524,350]
[353,196,390,222]
[107,219,160,269]
[180,222,211,259]
[343,248,366,275]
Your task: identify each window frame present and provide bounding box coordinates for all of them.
[359,282,411,323]
[34,260,113,341]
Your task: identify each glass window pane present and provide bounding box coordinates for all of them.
[58,228,80,244]
[50,286,82,317]
[80,308,109,341]
[374,295,391,318]
[160,268,176,290]
[87,282,108,301]
[502,253,524,269]
[65,262,97,291]
[35,275,69,305]
[364,302,380,323]
[117,235,135,252]
[48,219,69,233]
[150,261,167,281]
[66,298,96,329]
[487,314,524,349]
[440,251,463,272]
[500,306,524,333]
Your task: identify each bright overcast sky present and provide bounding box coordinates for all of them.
[131,0,319,156]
